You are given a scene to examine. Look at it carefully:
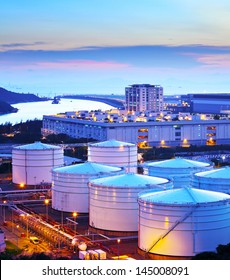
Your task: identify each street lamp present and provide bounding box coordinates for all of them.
[3,200,7,222]
[44,199,49,221]
[117,239,121,260]
[72,211,77,235]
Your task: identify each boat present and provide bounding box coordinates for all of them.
[52,97,60,104]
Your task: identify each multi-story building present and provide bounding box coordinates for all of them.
[125,84,163,112]
[42,111,230,148]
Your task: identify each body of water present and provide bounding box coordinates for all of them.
[0,98,115,125]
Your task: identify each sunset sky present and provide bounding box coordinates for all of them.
[1,0,230,96]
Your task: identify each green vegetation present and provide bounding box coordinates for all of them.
[0,240,23,260]
[0,119,42,143]
[139,144,230,165]
[192,243,230,260]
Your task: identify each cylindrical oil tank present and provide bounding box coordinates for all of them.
[89,173,173,233]
[88,139,137,173]
[191,167,230,194]
[144,158,212,188]
[138,187,230,259]
[12,141,64,185]
[52,162,124,213]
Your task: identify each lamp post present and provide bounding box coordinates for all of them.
[61,208,63,228]
[3,200,7,222]
[34,176,36,189]
[72,211,77,235]
[117,239,121,260]
[44,199,49,221]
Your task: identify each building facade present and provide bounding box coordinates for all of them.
[181,93,230,114]
[125,84,163,112]
[42,114,230,148]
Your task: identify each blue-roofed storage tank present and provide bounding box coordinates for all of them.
[144,158,212,188]
[12,141,64,186]
[191,167,230,194]
[52,162,124,213]
[88,139,137,173]
[89,173,173,234]
[138,187,230,259]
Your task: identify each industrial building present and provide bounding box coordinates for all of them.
[42,112,230,147]
[181,93,230,114]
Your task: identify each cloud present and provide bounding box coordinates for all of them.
[0,42,46,49]
[36,59,130,70]
[195,54,230,68]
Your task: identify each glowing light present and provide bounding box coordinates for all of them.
[44,199,49,205]
[19,183,25,188]
[73,211,77,218]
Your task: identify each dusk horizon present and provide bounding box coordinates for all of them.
[1,0,230,96]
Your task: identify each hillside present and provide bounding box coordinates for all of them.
[0,101,18,114]
[0,87,48,104]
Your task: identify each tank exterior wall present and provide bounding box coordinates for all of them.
[89,185,143,231]
[138,200,230,257]
[12,148,63,185]
[88,146,137,173]
[191,175,230,194]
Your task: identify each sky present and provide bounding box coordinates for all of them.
[1,0,230,96]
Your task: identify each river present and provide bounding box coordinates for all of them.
[0,98,115,125]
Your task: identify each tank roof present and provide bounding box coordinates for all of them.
[89,172,169,188]
[146,158,210,168]
[138,187,230,205]
[194,167,230,179]
[88,139,136,147]
[13,141,61,150]
[53,161,122,174]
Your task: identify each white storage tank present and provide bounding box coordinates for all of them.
[191,167,230,194]
[12,141,64,186]
[88,139,137,173]
[89,173,173,233]
[52,162,123,213]
[138,187,230,259]
[144,158,212,188]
